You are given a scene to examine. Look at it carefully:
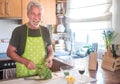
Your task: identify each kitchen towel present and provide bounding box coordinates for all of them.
[3,68,16,79]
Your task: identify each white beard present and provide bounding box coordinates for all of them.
[30,20,40,28]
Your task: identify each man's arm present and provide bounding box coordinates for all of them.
[7,45,36,69]
[46,45,54,68]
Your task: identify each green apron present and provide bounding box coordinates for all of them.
[16,26,46,77]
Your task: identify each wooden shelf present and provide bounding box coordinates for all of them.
[57,14,64,16]
[57,0,67,3]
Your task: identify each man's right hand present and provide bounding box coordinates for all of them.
[25,60,36,70]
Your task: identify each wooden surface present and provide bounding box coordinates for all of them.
[88,52,98,70]
[89,63,120,84]
[22,0,30,24]
[102,52,120,71]
[0,0,21,18]
[39,0,56,25]
[54,56,120,84]
[50,58,68,72]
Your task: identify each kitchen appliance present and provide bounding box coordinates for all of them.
[0,53,16,79]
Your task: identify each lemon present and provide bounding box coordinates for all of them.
[66,76,75,84]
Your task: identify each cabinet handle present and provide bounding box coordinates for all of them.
[5,1,10,16]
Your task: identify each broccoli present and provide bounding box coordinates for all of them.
[36,63,52,79]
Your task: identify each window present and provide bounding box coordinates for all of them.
[65,0,112,54]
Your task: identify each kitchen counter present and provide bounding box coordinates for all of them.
[0,71,96,84]
[0,77,66,84]
[0,53,11,61]
[0,56,120,84]
[0,72,67,84]
[53,56,120,84]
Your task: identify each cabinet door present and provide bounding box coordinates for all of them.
[0,0,21,18]
[0,0,5,17]
[50,59,68,72]
[5,0,22,18]
[22,0,30,24]
[22,0,56,25]
[39,0,56,25]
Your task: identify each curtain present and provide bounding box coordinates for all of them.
[65,0,112,22]
[64,0,113,52]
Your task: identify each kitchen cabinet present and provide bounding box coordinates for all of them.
[22,0,30,24]
[22,0,56,25]
[50,58,68,72]
[38,0,56,25]
[0,0,21,18]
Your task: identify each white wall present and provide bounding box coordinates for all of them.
[0,19,21,53]
[0,19,20,39]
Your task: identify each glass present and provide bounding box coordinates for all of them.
[78,66,85,83]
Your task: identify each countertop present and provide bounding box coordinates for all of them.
[0,71,96,84]
[0,77,66,84]
[54,56,120,84]
[0,56,120,84]
[0,53,11,61]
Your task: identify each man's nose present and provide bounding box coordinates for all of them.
[34,15,41,20]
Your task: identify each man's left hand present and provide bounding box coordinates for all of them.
[46,57,53,68]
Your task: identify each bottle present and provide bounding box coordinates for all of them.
[57,16,65,33]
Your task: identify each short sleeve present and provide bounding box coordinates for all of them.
[9,27,21,48]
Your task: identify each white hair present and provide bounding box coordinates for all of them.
[27,0,43,14]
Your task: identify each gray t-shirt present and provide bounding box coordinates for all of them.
[9,24,52,56]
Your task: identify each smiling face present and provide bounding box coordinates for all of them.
[27,6,42,29]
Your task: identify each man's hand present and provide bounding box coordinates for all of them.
[46,57,53,68]
[25,60,36,70]
[46,45,54,68]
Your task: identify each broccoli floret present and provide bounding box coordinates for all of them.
[36,63,52,79]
